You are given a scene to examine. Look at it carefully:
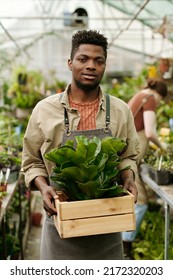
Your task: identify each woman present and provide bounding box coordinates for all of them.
[122,78,168,259]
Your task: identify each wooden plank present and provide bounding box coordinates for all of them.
[55,213,135,238]
[55,192,134,220]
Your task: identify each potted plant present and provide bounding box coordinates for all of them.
[147,153,173,185]
[7,66,44,119]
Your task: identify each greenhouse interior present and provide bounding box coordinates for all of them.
[0,0,173,260]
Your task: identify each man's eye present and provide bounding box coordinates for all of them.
[96,59,104,65]
[79,58,86,62]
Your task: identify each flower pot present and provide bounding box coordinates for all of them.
[148,167,156,181]
[148,167,172,185]
[155,170,171,185]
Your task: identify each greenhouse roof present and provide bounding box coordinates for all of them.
[103,0,173,37]
[0,0,173,80]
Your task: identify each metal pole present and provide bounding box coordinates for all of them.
[164,202,170,260]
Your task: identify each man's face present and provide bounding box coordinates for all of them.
[68,44,106,91]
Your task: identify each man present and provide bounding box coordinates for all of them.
[21,29,139,260]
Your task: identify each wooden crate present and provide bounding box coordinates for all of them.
[54,192,135,238]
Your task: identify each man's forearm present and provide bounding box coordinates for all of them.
[34,176,49,193]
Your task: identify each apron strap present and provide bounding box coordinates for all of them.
[105,93,110,131]
[64,94,111,134]
[64,107,70,135]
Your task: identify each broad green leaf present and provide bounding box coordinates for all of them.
[101,137,126,156]
[79,164,100,181]
[94,153,108,171]
[77,180,100,199]
[96,185,127,198]
[60,166,88,182]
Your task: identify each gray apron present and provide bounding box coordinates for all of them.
[40,94,123,260]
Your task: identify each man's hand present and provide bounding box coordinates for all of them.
[121,170,138,203]
[41,185,59,216]
[123,177,138,203]
[34,176,59,216]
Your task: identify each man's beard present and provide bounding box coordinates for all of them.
[74,79,99,91]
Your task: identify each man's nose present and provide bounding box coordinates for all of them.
[86,60,96,69]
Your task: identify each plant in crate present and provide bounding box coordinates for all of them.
[45,136,130,201]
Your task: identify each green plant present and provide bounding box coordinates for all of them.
[156,101,173,127]
[165,102,173,118]
[0,107,23,171]
[7,65,44,109]
[132,203,173,260]
[0,150,21,171]
[12,90,42,108]
[0,233,20,260]
[45,136,130,200]
[144,143,173,173]
[45,69,67,93]
[105,68,148,102]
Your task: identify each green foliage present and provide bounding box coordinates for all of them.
[0,184,30,260]
[12,90,42,109]
[133,203,173,260]
[144,139,173,172]
[164,101,173,118]
[7,65,44,109]
[106,68,148,102]
[0,107,23,170]
[44,69,67,93]
[0,233,20,260]
[45,136,129,200]
[156,100,173,127]
[0,150,21,170]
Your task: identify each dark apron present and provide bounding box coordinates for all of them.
[40,94,123,260]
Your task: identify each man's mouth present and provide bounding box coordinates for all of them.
[82,73,97,80]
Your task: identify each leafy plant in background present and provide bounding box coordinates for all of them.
[7,65,44,109]
[156,100,173,128]
[44,69,67,94]
[105,68,148,103]
[0,107,23,171]
[45,136,129,200]
[0,232,20,260]
[132,202,173,260]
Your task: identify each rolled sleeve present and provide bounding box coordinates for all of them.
[21,109,48,189]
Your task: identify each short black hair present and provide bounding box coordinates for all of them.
[70,29,108,59]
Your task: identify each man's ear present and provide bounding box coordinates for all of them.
[68,59,72,71]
